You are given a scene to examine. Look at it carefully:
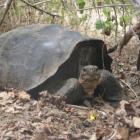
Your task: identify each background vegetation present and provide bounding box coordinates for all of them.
[0,0,139,45]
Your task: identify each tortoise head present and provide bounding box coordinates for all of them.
[79,65,101,96]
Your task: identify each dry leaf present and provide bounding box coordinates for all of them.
[133,117,140,128]
[89,134,97,140]
[129,129,140,140]
[116,127,129,140]
[18,91,30,102]
[115,100,128,116]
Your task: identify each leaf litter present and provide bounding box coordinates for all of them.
[0,38,140,140]
[0,90,140,140]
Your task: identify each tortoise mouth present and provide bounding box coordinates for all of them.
[79,65,101,84]
[79,71,100,83]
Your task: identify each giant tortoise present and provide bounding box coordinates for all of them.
[0,24,122,105]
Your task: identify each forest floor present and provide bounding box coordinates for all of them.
[0,38,140,140]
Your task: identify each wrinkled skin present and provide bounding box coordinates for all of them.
[54,47,99,104]
[81,65,123,107]
[56,65,123,107]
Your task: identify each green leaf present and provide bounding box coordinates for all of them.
[102,20,113,36]
[95,0,103,6]
[120,15,132,26]
[95,20,105,30]
[105,0,111,4]
[123,15,132,25]
[103,8,110,18]
[76,0,85,9]
[80,14,88,22]
[104,20,113,29]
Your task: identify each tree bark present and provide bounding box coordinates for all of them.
[108,22,140,54]
[118,22,140,54]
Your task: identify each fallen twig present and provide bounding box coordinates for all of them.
[67,104,89,110]
[120,79,138,98]
[108,130,117,140]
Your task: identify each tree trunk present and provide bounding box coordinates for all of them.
[118,22,140,54]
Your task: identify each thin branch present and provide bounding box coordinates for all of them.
[93,2,105,69]
[107,44,118,53]
[20,0,60,18]
[77,4,132,11]
[111,0,118,44]
[33,0,51,6]
[0,0,13,26]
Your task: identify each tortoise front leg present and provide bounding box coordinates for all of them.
[56,78,85,105]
